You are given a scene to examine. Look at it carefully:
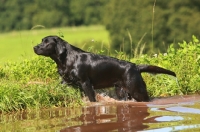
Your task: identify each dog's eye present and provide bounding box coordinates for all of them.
[43,39,48,43]
[44,40,49,45]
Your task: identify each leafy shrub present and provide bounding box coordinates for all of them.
[132,35,200,97]
[0,36,200,112]
[2,56,58,83]
[0,81,82,112]
[0,56,83,112]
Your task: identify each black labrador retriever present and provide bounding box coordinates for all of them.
[33,36,176,102]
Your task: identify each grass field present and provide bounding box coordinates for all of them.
[0,25,109,63]
[0,26,199,112]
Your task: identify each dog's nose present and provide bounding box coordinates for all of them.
[33,46,39,52]
[34,45,39,49]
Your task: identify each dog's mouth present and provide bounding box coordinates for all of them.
[133,92,150,102]
[33,46,48,56]
[33,46,41,55]
[33,47,54,57]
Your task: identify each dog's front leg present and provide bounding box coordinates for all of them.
[81,80,96,102]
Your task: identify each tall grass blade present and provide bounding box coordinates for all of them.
[151,0,157,51]
[31,25,45,30]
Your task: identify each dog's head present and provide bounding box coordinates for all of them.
[33,36,66,57]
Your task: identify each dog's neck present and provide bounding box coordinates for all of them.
[50,54,66,70]
[50,44,85,73]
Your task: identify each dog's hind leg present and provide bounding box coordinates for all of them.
[114,83,130,101]
[124,69,150,102]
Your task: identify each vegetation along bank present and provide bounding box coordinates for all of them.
[0,35,199,112]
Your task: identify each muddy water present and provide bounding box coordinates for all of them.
[0,95,200,132]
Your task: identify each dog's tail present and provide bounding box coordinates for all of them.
[137,64,176,77]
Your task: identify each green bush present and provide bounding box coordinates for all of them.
[2,56,58,83]
[0,36,200,112]
[132,35,200,97]
[0,56,83,112]
[0,81,82,112]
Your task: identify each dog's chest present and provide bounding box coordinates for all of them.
[58,66,79,85]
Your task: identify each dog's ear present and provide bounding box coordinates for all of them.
[54,36,66,56]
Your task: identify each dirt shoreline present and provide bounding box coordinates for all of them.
[85,94,200,107]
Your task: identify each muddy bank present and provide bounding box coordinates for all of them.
[85,94,200,106]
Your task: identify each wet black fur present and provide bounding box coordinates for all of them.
[34,36,176,102]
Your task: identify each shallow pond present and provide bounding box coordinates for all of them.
[1,95,200,132]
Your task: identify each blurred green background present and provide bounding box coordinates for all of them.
[0,25,109,63]
[1,0,200,62]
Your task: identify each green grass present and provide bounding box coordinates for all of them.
[0,80,83,112]
[0,56,83,112]
[0,25,200,112]
[132,35,200,97]
[0,25,109,112]
[0,25,109,63]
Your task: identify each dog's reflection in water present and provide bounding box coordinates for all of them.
[60,104,149,132]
